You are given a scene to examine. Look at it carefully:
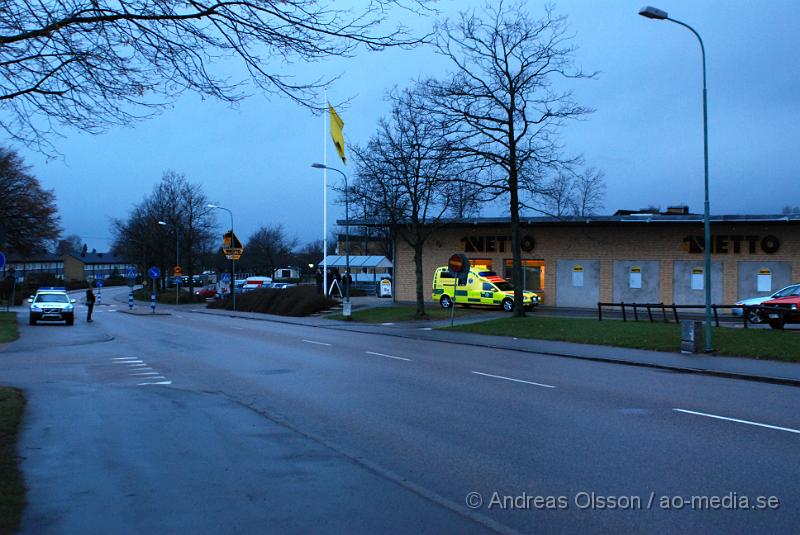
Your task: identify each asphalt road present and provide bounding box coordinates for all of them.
[2,286,799,534]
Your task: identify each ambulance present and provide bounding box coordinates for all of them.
[432,265,541,311]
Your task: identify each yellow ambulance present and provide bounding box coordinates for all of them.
[432,265,541,311]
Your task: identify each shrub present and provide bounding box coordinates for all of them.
[208,285,337,316]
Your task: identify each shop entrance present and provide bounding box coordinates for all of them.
[503,259,545,294]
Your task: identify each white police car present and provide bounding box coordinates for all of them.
[28,287,76,326]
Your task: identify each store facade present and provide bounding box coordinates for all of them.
[384,214,800,308]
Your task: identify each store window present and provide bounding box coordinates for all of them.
[470,258,492,270]
[503,259,545,291]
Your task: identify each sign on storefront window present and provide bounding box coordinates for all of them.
[572,265,584,287]
[629,266,642,289]
[691,267,704,290]
[757,268,772,292]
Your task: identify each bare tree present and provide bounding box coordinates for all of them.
[781,205,800,215]
[542,173,577,217]
[0,146,61,255]
[0,0,431,152]
[573,167,605,216]
[349,85,475,318]
[112,171,216,289]
[424,2,594,315]
[243,225,299,276]
[55,234,83,256]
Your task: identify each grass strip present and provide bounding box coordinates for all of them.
[0,313,19,344]
[446,316,800,362]
[0,387,26,535]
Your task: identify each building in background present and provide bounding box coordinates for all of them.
[64,251,136,282]
[347,209,800,308]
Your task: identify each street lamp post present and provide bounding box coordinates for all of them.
[208,204,236,311]
[311,163,351,319]
[158,221,180,306]
[639,5,713,352]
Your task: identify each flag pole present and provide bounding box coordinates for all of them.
[323,91,328,296]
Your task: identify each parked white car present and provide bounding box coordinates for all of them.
[733,283,800,323]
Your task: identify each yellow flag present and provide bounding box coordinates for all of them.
[328,103,346,164]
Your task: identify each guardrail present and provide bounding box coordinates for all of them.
[597,302,798,329]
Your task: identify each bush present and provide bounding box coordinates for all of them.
[208,285,338,316]
[133,288,207,305]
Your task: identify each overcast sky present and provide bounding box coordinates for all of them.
[17,0,800,251]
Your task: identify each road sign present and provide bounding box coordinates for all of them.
[148,266,161,279]
[126,268,137,279]
[174,275,182,285]
[95,279,104,288]
[220,273,231,283]
[173,265,183,276]
[0,252,5,270]
[222,230,244,260]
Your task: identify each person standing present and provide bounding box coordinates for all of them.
[85,287,96,322]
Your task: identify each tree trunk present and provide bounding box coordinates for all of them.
[509,169,525,317]
[413,240,426,319]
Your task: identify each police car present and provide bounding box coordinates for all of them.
[28,287,76,326]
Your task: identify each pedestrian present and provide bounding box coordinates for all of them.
[85,286,96,322]
[315,269,323,294]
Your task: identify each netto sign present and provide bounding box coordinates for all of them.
[461,235,535,253]
[682,235,780,254]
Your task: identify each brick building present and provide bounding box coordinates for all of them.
[372,212,800,308]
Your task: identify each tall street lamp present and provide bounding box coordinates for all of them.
[208,204,237,311]
[158,220,180,306]
[311,163,351,319]
[639,5,713,352]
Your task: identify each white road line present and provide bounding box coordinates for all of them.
[138,381,172,386]
[419,327,433,331]
[111,357,138,361]
[471,371,556,389]
[127,363,148,367]
[673,408,800,435]
[129,372,161,376]
[232,326,244,330]
[381,322,395,326]
[302,339,332,346]
[176,314,184,318]
[114,360,143,364]
[366,351,411,362]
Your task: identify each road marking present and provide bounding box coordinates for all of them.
[232,326,244,330]
[419,327,433,331]
[127,363,148,367]
[302,339,332,346]
[366,351,411,362]
[112,357,138,360]
[176,314,184,318]
[673,408,800,435]
[130,372,161,376]
[381,322,395,326]
[471,371,556,389]
[114,360,143,364]
[138,381,172,386]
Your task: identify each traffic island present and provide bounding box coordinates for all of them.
[0,386,25,535]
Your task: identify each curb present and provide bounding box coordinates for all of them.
[118,310,172,316]
[187,308,800,388]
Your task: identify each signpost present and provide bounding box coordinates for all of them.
[222,230,243,310]
[125,268,137,310]
[172,265,183,305]
[148,266,161,313]
[95,278,103,304]
[448,254,470,327]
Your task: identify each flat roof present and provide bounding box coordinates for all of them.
[339,214,800,227]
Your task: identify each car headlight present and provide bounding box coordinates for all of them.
[64,305,74,311]
[792,304,798,311]
[31,304,41,310]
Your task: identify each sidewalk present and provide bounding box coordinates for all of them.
[189,306,800,387]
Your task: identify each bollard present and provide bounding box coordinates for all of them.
[128,291,133,310]
[151,292,156,313]
[680,320,702,354]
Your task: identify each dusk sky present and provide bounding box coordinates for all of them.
[17,0,800,252]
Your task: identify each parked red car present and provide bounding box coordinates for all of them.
[760,295,800,329]
[194,286,217,299]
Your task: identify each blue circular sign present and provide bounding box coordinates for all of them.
[220,273,231,283]
[148,266,161,279]
[96,279,104,288]
[0,252,5,270]
[126,268,137,279]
